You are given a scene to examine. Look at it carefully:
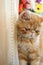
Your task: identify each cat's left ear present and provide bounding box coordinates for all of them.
[40,17,43,23]
[40,17,43,31]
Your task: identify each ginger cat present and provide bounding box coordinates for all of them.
[16,10,43,65]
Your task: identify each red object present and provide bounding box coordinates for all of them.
[19,3,23,13]
[21,0,26,4]
[19,0,31,13]
[23,4,26,9]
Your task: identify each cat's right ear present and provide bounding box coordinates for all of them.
[19,10,31,22]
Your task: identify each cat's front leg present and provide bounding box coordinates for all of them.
[18,50,27,65]
[29,50,40,65]
[19,59,27,65]
[31,57,40,65]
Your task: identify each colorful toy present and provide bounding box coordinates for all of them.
[19,0,31,14]
[36,0,41,3]
[19,0,43,15]
[35,3,43,14]
[21,0,26,4]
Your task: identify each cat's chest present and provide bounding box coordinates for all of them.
[18,35,40,55]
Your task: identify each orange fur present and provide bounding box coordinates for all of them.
[16,10,43,65]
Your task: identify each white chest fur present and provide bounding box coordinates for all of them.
[18,35,40,55]
[33,35,40,49]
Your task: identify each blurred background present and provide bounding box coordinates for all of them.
[0,0,19,65]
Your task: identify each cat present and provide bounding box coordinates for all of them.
[16,10,43,65]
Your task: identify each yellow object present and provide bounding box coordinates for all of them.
[35,3,43,14]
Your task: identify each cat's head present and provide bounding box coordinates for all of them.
[17,10,43,39]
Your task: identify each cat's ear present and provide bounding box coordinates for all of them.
[19,11,31,22]
[39,17,43,31]
[40,17,43,25]
[40,17,43,22]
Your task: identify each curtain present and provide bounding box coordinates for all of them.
[0,0,19,65]
[0,0,7,65]
[5,0,19,65]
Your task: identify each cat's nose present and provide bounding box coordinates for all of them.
[29,33,33,38]
[30,32,35,37]
[30,34,33,37]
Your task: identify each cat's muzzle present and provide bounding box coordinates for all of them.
[18,33,35,39]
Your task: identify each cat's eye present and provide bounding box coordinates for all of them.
[25,28,30,31]
[35,30,39,33]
